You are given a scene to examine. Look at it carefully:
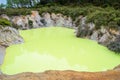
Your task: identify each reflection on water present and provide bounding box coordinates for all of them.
[4,52,88,72]
[1,27,120,75]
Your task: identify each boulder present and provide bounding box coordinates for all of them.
[88,23,95,30]
[42,13,54,27]
[98,31,111,45]
[12,16,29,29]
[81,17,87,27]
[30,11,44,28]
[64,16,73,28]
[100,27,106,34]
[55,14,65,27]
[109,29,120,35]
[74,15,83,27]
[51,13,57,21]
[0,26,24,47]
[1,14,10,21]
[90,31,99,41]
[76,17,92,37]
[51,13,57,26]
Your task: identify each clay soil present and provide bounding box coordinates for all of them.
[0,65,120,80]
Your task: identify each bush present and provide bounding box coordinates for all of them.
[0,5,119,29]
[87,11,108,29]
[0,8,31,16]
[0,18,11,27]
[86,7,120,29]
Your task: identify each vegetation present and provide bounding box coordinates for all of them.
[0,0,119,29]
[86,7,120,29]
[0,18,11,27]
[0,3,6,9]
[0,5,119,29]
[6,0,40,8]
[1,0,119,9]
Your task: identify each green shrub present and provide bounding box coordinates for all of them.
[87,7,120,29]
[0,18,11,27]
[0,5,120,30]
[87,11,108,29]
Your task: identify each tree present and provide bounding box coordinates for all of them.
[0,3,6,9]
[6,0,40,8]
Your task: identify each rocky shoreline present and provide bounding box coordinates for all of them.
[1,11,119,46]
[0,26,24,74]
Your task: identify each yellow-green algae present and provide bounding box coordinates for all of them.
[1,27,120,75]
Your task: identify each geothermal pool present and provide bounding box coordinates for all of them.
[1,27,120,75]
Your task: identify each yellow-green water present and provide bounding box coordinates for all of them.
[1,27,120,75]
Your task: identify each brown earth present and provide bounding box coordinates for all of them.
[0,65,120,80]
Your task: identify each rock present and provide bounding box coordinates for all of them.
[0,45,5,65]
[109,29,120,35]
[51,13,73,28]
[12,16,29,29]
[51,13,57,26]
[76,16,92,37]
[100,27,107,34]
[55,14,65,27]
[0,27,24,46]
[30,11,44,27]
[74,15,83,27]
[76,25,89,37]
[1,14,10,21]
[51,13,57,21]
[21,16,29,29]
[28,11,44,28]
[88,23,95,30]
[42,13,54,27]
[90,31,99,41]
[81,17,87,27]
[64,16,73,28]
[98,31,111,45]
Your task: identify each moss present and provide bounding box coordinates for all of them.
[0,18,11,27]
